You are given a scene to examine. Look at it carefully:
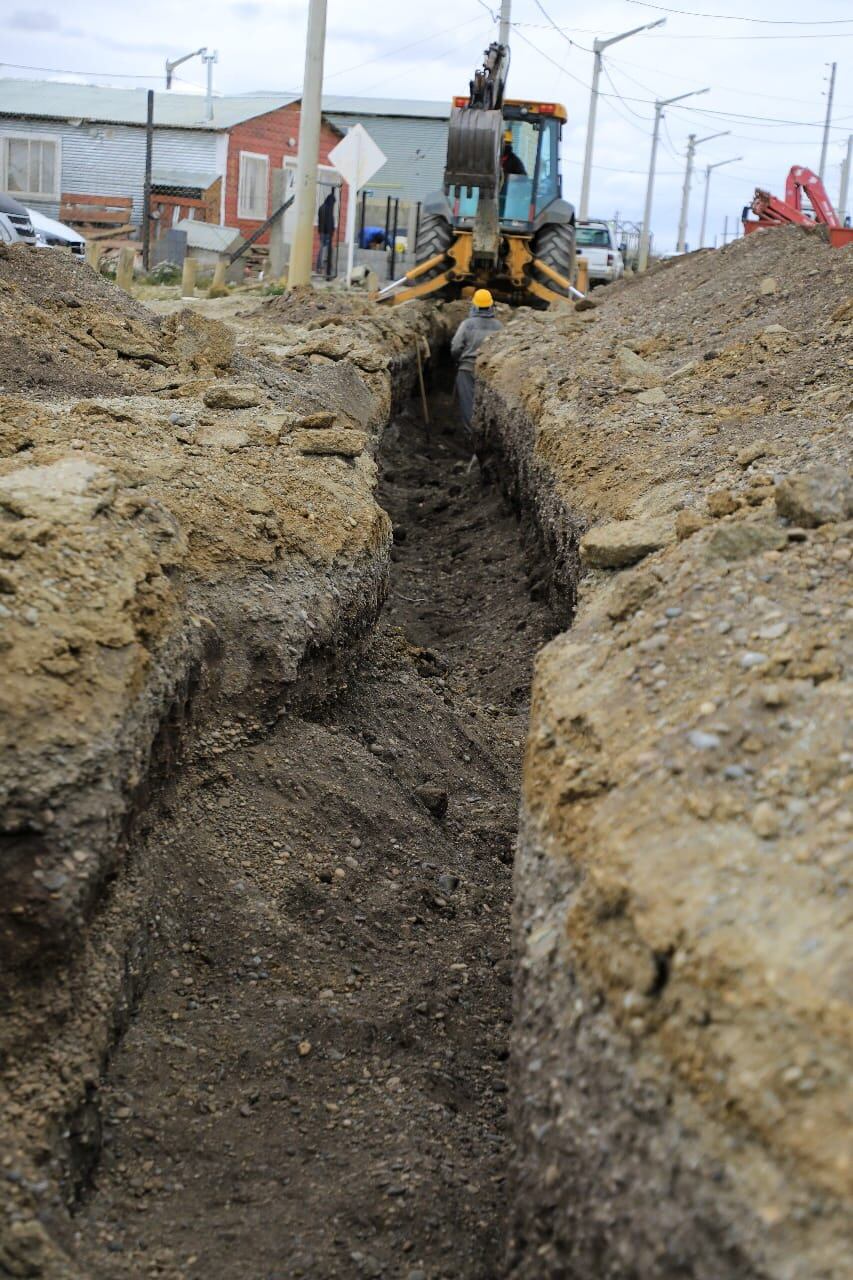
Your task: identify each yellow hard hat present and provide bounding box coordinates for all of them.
[503,129,513,143]
[473,288,493,309]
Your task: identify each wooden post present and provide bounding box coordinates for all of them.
[142,89,154,271]
[269,169,288,281]
[181,256,198,298]
[207,260,229,298]
[116,246,135,291]
[85,241,103,272]
[576,256,590,295]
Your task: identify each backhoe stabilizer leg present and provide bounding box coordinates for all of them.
[532,256,573,292]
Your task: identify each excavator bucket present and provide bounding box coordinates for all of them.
[444,108,503,197]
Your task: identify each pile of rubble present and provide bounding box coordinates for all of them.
[476,226,851,1279]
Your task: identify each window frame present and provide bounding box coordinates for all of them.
[237,149,269,221]
[0,131,62,200]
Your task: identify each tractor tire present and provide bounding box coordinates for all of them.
[531,221,576,299]
[415,213,454,280]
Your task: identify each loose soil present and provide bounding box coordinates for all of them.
[65,384,554,1279]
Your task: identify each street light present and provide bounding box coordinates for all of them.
[579,17,666,222]
[165,47,206,91]
[676,131,729,254]
[699,156,743,249]
[638,88,709,271]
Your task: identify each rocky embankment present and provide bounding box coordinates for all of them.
[474,227,852,1279]
[0,248,451,1274]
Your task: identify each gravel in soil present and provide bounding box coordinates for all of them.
[67,385,554,1279]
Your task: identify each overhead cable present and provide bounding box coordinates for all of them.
[620,0,853,23]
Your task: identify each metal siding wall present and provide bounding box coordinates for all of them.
[0,116,219,223]
[325,114,448,203]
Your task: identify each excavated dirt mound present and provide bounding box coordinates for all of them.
[475,225,852,1280]
[0,244,175,399]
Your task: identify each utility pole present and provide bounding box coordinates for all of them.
[202,49,218,122]
[819,62,837,183]
[165,47,206,91]
[839,134,852,225]
[289,0,328,287]
[639,87,708,271]
[676,130,728,253]
[579,18,666,222]
[698,156,742,248]
[499,0,511,47]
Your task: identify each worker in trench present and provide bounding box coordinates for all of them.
[451,289,502,436]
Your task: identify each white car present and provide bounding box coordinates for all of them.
[0,192,36,245]
[576,220,624,285]
[28,207,86,257]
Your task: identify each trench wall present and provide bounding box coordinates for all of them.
[0,260,456,1271]
[474,232,851,1280]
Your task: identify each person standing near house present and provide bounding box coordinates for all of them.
[315,191,336,274]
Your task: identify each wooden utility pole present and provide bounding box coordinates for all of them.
[289,0,328,287]
[142,90,154,271]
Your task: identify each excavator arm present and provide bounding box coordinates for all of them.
[749,166,840,229]
[443,42,510,198]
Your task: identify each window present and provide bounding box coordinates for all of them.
[1,134,60,198]
[237,151,269,220]
[576,226,612,248]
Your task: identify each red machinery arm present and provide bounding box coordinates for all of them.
[750,165,840,229]
[784,166,839,228]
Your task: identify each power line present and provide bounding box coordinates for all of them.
[673,103,852,129]
[0,61,164,80]
[324,15,483,81]
[605,49,853,112]
[620,0,853,23]
[509,25,591,92]
[643,31,853,40]
[530,1,593,53]
[474,0,499,23]
[600,63,651,122]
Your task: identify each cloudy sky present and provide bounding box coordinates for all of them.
[2,0,852,251]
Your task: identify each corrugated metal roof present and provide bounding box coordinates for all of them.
[175,219,241,252]
[0,80,450,131]
[322,95,449,120]
[0,80,299,130]
[152,169,219,190]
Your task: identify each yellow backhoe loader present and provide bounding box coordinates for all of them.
[378,40,577,308]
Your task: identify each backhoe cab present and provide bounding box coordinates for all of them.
[378,42,577,308]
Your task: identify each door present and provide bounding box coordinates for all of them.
[281,160,340,246]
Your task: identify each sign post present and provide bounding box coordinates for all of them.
[328,124,387,286]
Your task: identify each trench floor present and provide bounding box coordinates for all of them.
[69,388,555,1280]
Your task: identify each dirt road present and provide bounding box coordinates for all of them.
[66,383,554,1280]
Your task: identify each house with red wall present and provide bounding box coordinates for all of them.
[0,81,347,260]
[223,100,344,248]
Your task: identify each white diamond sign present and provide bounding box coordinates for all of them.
[328,124,387,286]
[328,123,387,192]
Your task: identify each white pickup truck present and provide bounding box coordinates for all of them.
[576,220,624,285]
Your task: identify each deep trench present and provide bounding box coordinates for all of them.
[65,376,556,1280]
